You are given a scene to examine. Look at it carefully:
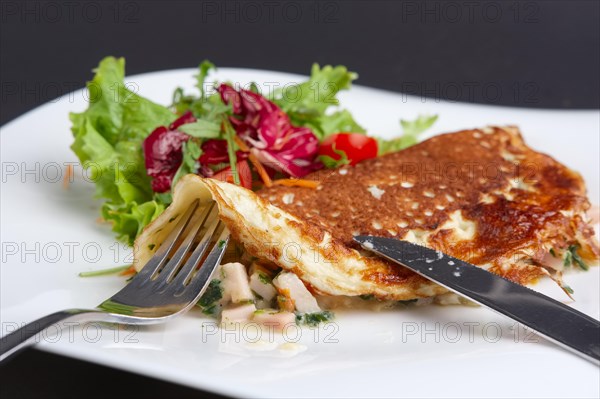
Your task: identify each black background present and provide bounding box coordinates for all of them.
[1,1,598,398]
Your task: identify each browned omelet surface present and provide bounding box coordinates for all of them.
[135,126,599,300]
[256,126,598,287]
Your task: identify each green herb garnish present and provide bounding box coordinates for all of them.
[257,272,272,285]
[319,143,350,168]
[177,120,221,138]
[195,60,216,99]
[79,265,131,278]
[295,311,334,326]
[272,64,363,140]
[377,114,438,155]
[198,279,224,316]
[222,117,240,185]
[563,245,589,271]
[561,284,574,295]
[563,249,573,267]
[568,245,589,271]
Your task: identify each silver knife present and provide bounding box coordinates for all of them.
[354,236,600,365]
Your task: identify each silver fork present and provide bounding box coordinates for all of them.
[0,199,229,362]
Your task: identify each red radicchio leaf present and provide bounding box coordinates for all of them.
[143,112,196,193]
[199,139,248,167]
[252,126,322,177]
[169,110,196,130]
[218,84,243,114]
[218,83,322,178]
[199,139,229,165]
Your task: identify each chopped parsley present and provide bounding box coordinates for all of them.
[198,279,223,316]
[251,290,264,300]
[257,272,272,285]
[295,311,334,326]
[561,284,575,295]
[568,245,589,271]
[564,245,589,271]
[563,249,573,267]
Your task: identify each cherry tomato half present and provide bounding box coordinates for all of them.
[318,133,378,166]
[212,160,253,190]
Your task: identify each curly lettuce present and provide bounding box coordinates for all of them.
[70,57,176,244]
[272,64,365,139]
[376,114,438,155]
[70,57,431,246]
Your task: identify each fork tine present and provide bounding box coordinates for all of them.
[171,205,222,286]
[134,199,200,281]
[154,202,216,285]
[184,227,230,293]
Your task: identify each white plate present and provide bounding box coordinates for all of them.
[1,68,599,399]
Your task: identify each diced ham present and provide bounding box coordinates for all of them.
[273,272,321,314]
[252,310,296,330]
[222,262,254,304]
[541,251,565,272]
[221,303,256,325]
[249,272,277,301]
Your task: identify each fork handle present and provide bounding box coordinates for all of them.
[0,309,107,362]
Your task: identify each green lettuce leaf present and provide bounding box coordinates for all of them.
[177,120,221,138]
[377,114,438,155]
[171,60,222,117]
[70,56,176,245]
[195,60,216,99]
[272,64,365,139]
[171,140,202,189]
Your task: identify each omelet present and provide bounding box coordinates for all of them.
[134,126,599,300]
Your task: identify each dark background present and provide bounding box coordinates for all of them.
[0,1,598,398]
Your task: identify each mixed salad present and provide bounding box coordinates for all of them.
[70,57,437,246]
[71,57,437,326]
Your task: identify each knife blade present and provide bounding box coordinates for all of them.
[354,235,600,365]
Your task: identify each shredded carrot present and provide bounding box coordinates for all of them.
[63,164,74,189]
[273,178,319,189]
[233,135,250,152]
[248,153,273,187]
[119,265,137,276]
[233,135,273,187]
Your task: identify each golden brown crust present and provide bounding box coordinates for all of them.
[199,177,444,300]
[257,126,599,286]
[134,126,598,301]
